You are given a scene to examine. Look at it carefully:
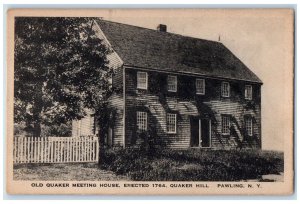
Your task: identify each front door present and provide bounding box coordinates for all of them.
[190,117,211,147]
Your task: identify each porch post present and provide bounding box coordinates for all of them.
[199,119,202,147]
[209,119,212,147]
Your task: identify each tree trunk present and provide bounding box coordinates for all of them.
[33,121,41,137]
[32,103,42,137]
[32,82,43,137]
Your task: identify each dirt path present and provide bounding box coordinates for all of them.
[13,163,129,181]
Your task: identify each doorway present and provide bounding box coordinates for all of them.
[190,117,211,148]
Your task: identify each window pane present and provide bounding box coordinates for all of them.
[137,72,147,89]
[196,79,205,94]
[167,113,176,133]
[222,115,230,134]
[168,75,177,92]
[245,85,252,100]
[137,111,147,131]
[221,82,230,97]
[245,117,253,136]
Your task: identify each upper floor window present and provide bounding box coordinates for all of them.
[245,117,253,136]
[137,71,148,90]
[137,111,147,132]
[168,75,177,92]
[221,82,230,97]
[221,115,231,135]
[196,79,205,95]
[167,113,177,133]
[245,85,253,100]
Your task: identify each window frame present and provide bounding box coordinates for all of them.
[137,71,148,90]
[221,82,230,98]
[167,75,177,92]
[167,113,177,134]
[221,115,231,135]
[136,111,148,132]
[245,85,253,100]
[196,78,205,95]
[245,116,253,136]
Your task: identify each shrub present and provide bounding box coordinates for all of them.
[14,122,72,137]
[100,148,284,181]
[41,123,72,137]
[100,148,153,175]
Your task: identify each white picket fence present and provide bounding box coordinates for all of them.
[13,136,99,164]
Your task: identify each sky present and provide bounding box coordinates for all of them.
[96,9,293,151]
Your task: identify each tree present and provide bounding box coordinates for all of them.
[14,17,113,137]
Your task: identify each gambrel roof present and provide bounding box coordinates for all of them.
[95,19,262,84]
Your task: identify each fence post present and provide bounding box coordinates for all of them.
[88,136,91,162]
[26,137,29,163]
[19,137,22,163]
[75,137,78,162]
[66,137,69,163]
[42,137,44,163]
[84,137,86,161]
[96,137,99,162]
[22,137,25,163]
[46,137,49,163]
[59,139,62,163]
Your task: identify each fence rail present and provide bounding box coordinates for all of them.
[13,136,99,164]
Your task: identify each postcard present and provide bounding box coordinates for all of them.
[6,8,294,195]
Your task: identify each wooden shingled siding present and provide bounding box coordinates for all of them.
[125,95,192,148]
[205,101,261,150]
[72,109,95,137]
[124,68,261,149]
[92,21,123,70]
[112,67,123,92]
[124,69,194,148]
[108,94,124,146]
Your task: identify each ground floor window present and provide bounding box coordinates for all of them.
[221,115,231,135]
[167,113,177,133]
[137,111,147,131]
[245,117,253,136]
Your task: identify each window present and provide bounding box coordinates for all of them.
[137,111,147,131]
[137,72,148,90]
[245,85,253,100]
[167,113,177,133]
[221,82,230,97]
[245,117,253,136]
[221,115,231,135]
[168,75,177,92]
[196,79,205,95]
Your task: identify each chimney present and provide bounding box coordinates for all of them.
[157,24,167,32]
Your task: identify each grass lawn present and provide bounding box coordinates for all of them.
[101,148,284,181]
[13,149,283,182]
[13,163,129,181]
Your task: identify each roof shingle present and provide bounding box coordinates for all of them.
[96,19,262,84]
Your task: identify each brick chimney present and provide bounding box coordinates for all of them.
[157,24,167,32]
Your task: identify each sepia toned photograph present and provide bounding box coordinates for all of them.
[6,8,294,195]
